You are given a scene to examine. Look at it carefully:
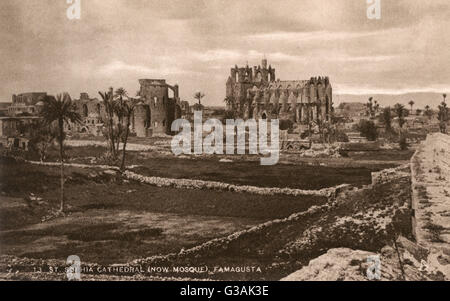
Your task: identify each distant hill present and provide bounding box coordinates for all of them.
[335,92,446,110]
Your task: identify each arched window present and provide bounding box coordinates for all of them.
[83,104,88,117]
[255,72,262,82]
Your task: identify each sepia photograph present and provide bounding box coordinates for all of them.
[0,0,449,288]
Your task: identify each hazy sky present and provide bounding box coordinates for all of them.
[1,0,449,105]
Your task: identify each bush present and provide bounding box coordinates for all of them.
[380,107,392,131]
[334,131,349,143]
[357,120,378,141]
[98,151,120,166]
[399,135,408,150]
[379,129,399,143]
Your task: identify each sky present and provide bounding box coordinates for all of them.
[0,0,449,106]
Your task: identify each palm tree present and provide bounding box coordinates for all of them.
[424,105,431,119]
[99,88,116,158]
[194,92,205,105]
[41,93,81,212]
[408,100,415,114]
[394,103,408,150]
[114,88,128,152]
[120,99,137,171]
[367,97,373,115]
[394,103,406,129]
[115,87,127,99]
[438,101,449,133]
[381,107,392,131]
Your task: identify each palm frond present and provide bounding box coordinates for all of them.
[40,93,81,126]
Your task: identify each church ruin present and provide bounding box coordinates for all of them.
[134,79,182,137]
[65,79,184,138]
[225,59,333,124]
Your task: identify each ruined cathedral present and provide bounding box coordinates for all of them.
[225,59,333,124]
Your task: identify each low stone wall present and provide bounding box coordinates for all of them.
[28,159,350,197]
[340,141,381,152]
[124,170,349,197]
[410,133,450,279]
[371,164,410,186]
[132,201,335,267]
[65,140,158,152]
[29,160,119,171]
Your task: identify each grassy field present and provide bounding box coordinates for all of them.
[130,172,413,280]
[38,143,404,190]
[0,157,327,264]
[27,139,415,193]
[0,163,413,280]
[131,157,378,189]
[0,141,415,273]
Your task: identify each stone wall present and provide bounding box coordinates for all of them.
[410,133,450,279]
[371,164,410,185]
[125,170,350,197]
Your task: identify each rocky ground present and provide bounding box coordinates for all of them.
[281,240,443,281]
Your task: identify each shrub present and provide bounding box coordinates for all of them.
[380,107,392,131]
[98,151,121,166]
[357,120,378,141]
[334,131,349,143]
[399,135,408,150]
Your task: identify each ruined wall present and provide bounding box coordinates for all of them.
[139,79,180,136]
[410,133,450,279]
[8,92,47,116]
[69,93,105,136]
[134,104,151,138]
[12,93,47,106]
